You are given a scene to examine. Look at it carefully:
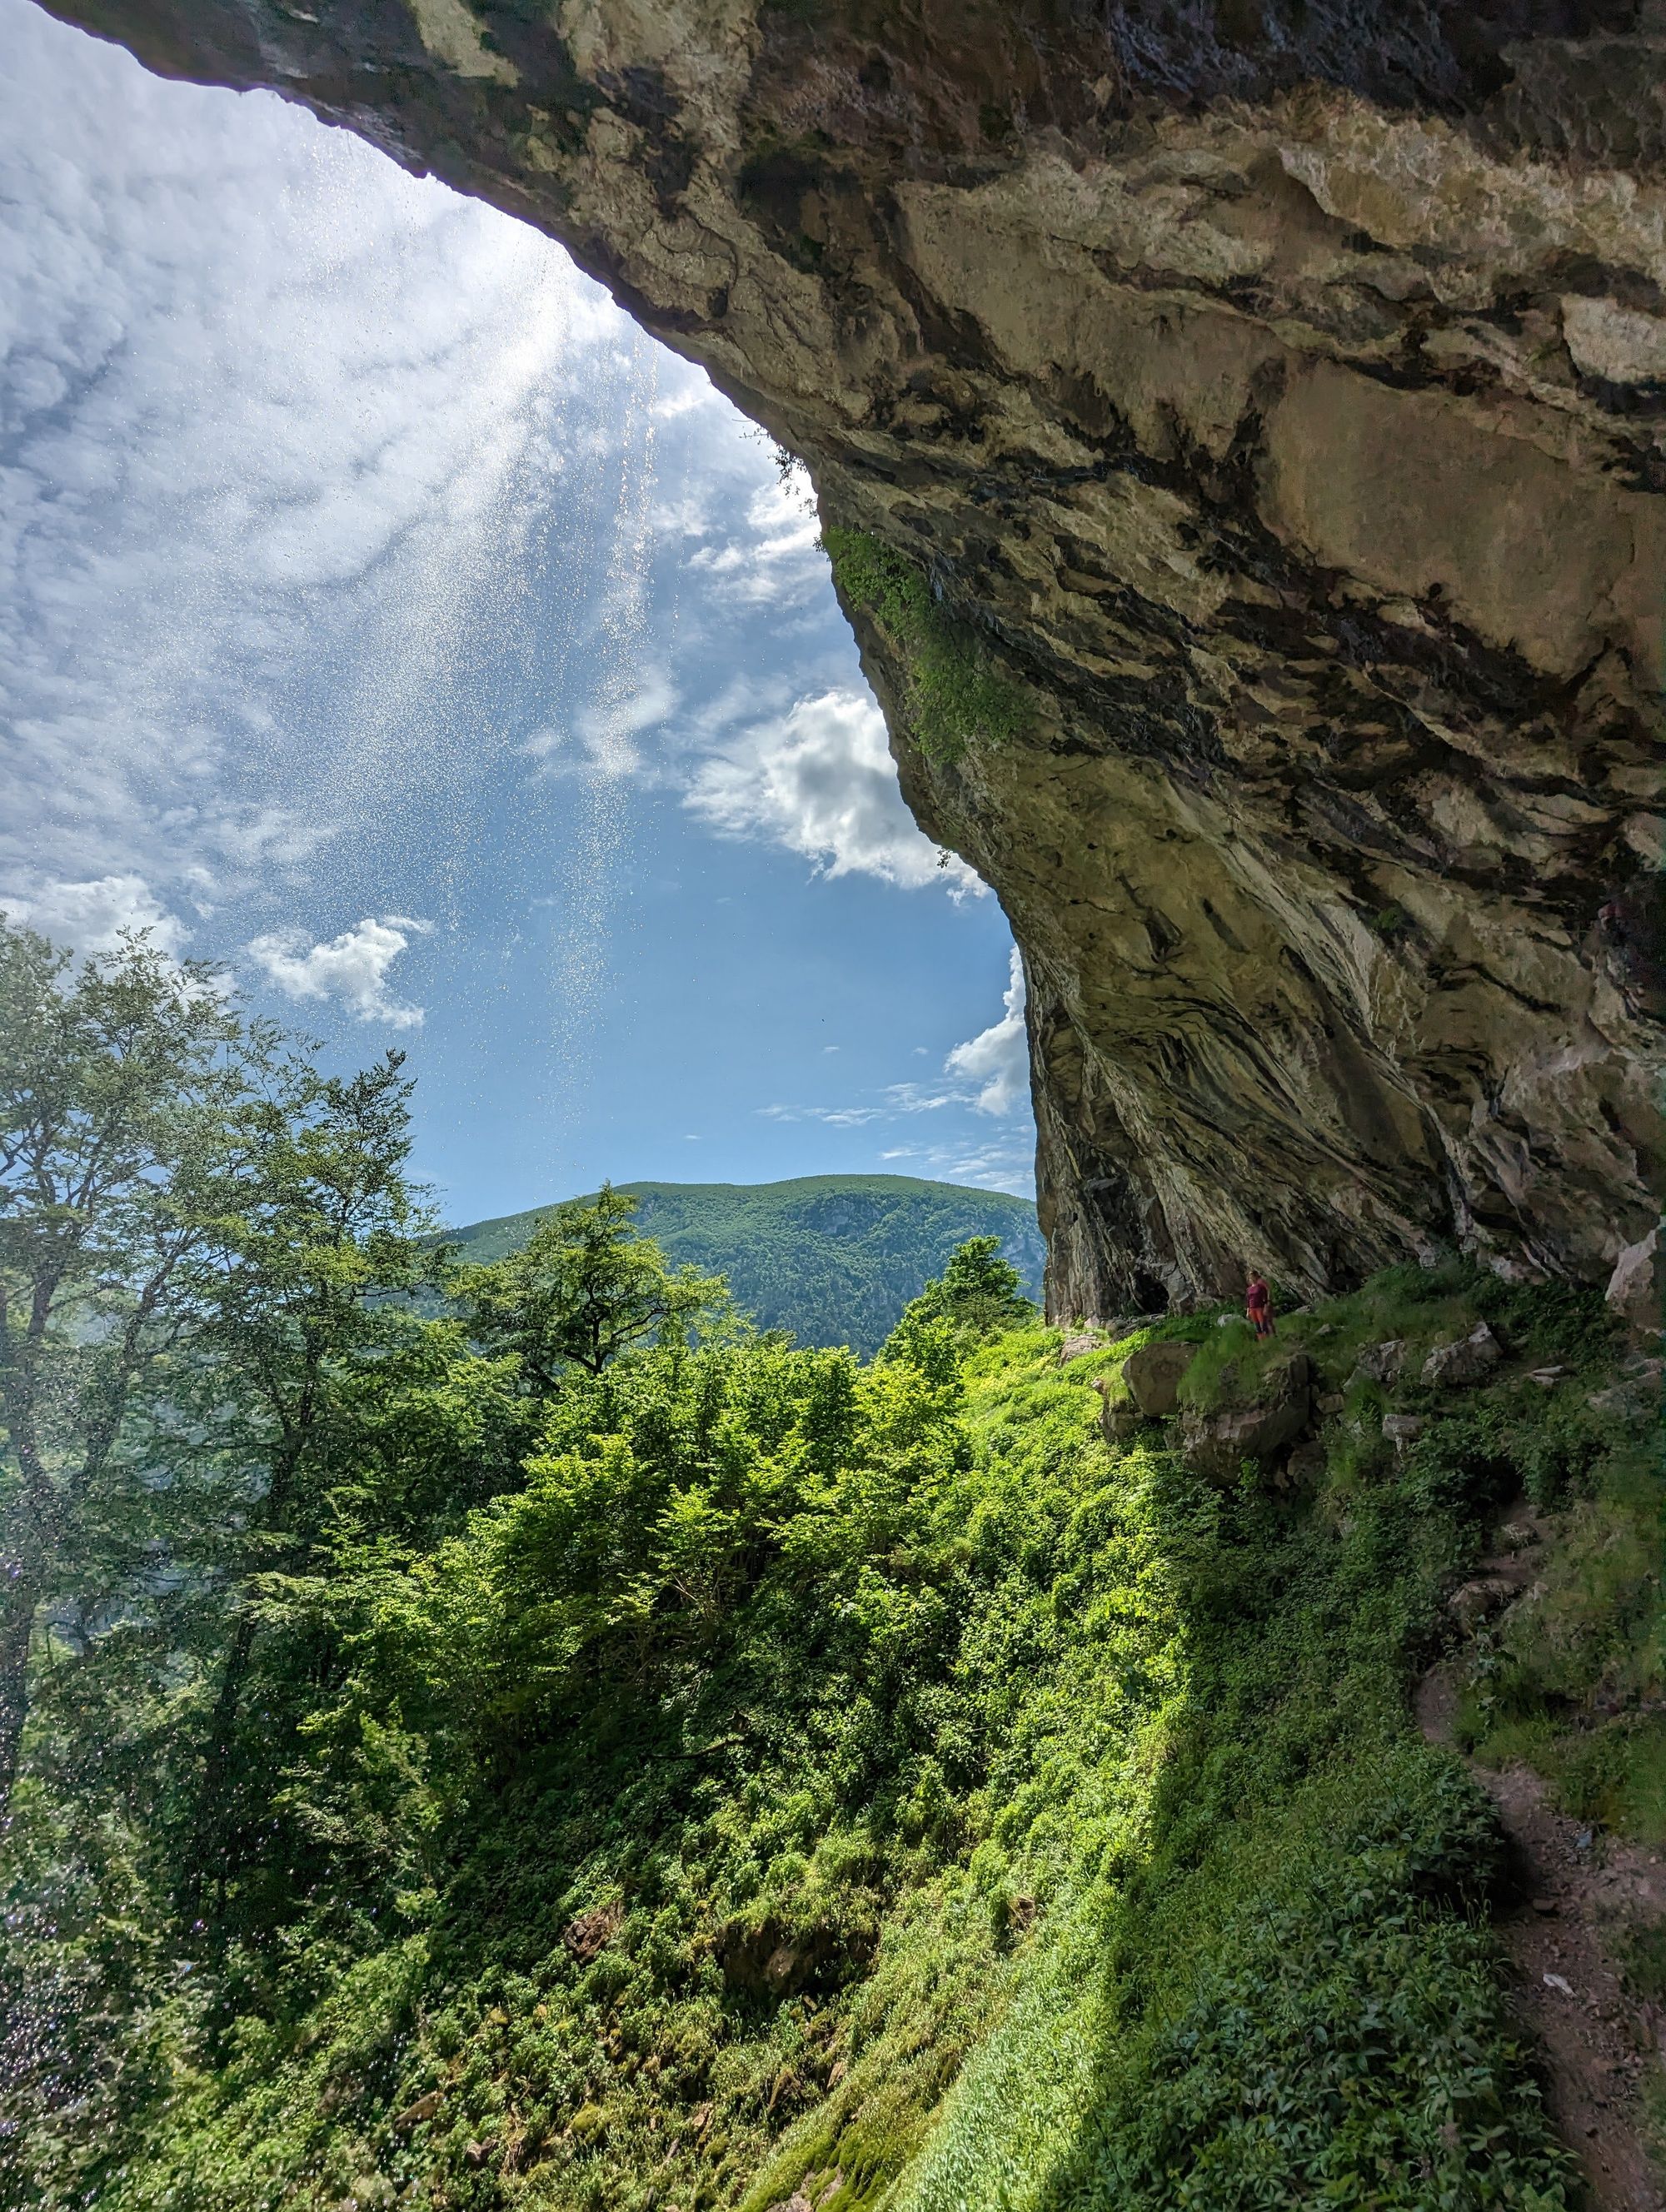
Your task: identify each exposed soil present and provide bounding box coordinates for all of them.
[1419,1533,1666,2212]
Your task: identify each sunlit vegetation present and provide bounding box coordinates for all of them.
[1,916,1656,2212]
[822,529,1029,764]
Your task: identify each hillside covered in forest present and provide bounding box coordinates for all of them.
[443,1179,1045,1358]
[3,920,1663,2212]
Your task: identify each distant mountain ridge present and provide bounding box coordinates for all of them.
[444,1175,1044,1357]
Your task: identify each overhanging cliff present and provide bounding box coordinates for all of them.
[38,0,1664,1314]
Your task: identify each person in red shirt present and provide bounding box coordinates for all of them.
[1245,1272,1274,1339]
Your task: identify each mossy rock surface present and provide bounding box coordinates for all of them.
[1180,1348,1314,1484]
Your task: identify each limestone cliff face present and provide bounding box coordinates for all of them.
[42,0,1664,1313]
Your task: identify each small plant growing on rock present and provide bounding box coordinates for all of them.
[822,526,1029,763]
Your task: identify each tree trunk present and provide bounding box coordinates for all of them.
[0,1564,41,1823]
[179,1607,255,1924]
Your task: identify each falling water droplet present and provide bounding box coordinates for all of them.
[543,336,661,1110]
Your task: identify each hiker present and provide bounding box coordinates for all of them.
[1245,1271,1274,1339]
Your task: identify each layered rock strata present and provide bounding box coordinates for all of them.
[41,0,1666,1312]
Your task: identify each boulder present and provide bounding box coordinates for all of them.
[1283,1437,1329,1490]
[718,1917,872,1997]
[1093,1381,1146,1447]
[1351,1339,1405,1386]
[1585,1378,1657,1427]
[1497,1520,1542,1556]
[1100,1316,1153,1341]
[561,1900,623,1962]
[1382,1413,1427,1449]
[1422,1323,1503,1389]
[1447,1577,1519,1633]
[1180,1353,1313,1486]
[1606,1229,1662,1340]
[1121,1338,1199,1419]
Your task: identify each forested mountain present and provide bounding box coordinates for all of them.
[444,1178,1045,1356]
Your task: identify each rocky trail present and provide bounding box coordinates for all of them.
[1419,1519,1666,2212]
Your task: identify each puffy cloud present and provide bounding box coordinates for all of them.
[685,690,981,892]
[755,945,1035,1192]
[1,874,189,956]
[686,472,823,606]
[945,947,1028,1115]
[247,915,431,1027]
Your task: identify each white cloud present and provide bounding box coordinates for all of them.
[247,914,431,1027]
[753,945,1035,1193]
[651,379,722,423]
[912,1137,1035,1190]
[685,472,823,607]
[0,0,632,901]
[945,948,1028,1115]
[2,874,189,957]
[526,666,677,779]
[685,689,982,892]
[760,1101,885,1128]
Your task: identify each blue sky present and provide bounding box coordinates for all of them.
[0,0,1035,1223]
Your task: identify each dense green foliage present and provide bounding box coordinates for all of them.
[1167,1263,1666,1850]
[879,1237,1035,1366]
[822,529,1029,763]
[452,1185,731,1384]
[3,919,1658,2212]
[443,1178,1045,1358]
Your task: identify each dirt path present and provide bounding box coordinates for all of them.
[1419,1657,1666,2211]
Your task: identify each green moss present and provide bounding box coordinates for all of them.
[823,527,1029,763]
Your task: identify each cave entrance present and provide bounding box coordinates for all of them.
[1,2,1036,1247]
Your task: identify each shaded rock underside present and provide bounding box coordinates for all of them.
[38,0,1666,1313]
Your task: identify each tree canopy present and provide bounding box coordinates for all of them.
[879,1233,1035,1366]
[450,1183,731,1385]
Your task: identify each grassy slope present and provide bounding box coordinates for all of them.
[875,1268,1661,2212]
[443,1178,1046,1357]
[61,1266,1659,2212]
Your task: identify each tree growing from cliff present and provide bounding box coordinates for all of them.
[451,1183,731,1387]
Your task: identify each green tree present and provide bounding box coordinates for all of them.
[451,1183,730,1388]
[880,1234,1035,1365]
[184,1048,443,1916]
[0,918,247,1813]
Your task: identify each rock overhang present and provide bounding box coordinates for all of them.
[34,0,1664,1311]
